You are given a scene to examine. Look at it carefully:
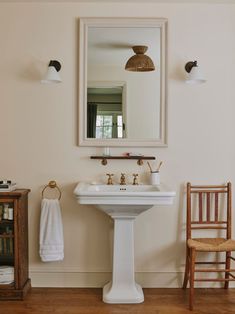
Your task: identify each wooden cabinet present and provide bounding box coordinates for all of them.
[0,189,31,300]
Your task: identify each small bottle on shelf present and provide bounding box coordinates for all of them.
[8,208,13,220]
[3,204,9,220]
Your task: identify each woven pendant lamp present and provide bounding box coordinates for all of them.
[125,46,155,72]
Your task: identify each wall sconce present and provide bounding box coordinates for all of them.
[185,61,206,84]
[41,60,62,83]
[125,46,155,72]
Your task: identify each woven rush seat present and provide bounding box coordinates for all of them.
[187,238,235,252]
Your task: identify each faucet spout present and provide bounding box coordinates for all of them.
[120,173,126,185]
[132,174,139,185]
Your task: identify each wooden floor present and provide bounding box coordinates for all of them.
[0,288,235,314]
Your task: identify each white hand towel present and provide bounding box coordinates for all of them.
[39,198,64,262]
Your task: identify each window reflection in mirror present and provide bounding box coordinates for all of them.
[87,86,126,139]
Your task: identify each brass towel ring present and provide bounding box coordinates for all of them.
[42,180,62,200]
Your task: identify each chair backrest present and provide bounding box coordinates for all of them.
[186,182,232,240]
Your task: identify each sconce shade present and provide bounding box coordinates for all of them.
[41,60,62,83]
[185,61,206,84]
[125,46,155,72]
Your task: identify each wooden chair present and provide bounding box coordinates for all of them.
[182,182,235,310]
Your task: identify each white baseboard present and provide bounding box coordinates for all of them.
[30,267,235,288]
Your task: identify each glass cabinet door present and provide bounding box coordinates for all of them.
[0,201,14,285]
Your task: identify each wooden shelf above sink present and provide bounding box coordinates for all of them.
[90,155,156,166]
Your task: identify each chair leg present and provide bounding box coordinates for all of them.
[224,251,231,289]
[183,246,190,289]
[189,249,196,311]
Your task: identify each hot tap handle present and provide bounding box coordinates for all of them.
[106,174,114,185]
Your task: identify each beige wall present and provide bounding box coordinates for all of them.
[0,2,235,287]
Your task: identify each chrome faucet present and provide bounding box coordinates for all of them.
[120,173,126,185]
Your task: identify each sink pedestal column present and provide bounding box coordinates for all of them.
[103,214,144,304]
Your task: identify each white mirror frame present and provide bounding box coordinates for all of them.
[78,17,168,147]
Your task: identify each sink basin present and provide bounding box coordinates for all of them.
[74,182,175,216]
[74,182,175,304]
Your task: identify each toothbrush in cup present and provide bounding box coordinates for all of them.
[157,161,163,172]
[147,161,153,173]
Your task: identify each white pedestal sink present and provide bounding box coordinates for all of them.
[74,183,175,304]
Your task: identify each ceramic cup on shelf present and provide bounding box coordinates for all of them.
[150,171,160,185]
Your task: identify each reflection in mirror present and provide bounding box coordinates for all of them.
[79,18,167,147]
[87,83,126,139]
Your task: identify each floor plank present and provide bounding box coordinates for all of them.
[0,288,235,313]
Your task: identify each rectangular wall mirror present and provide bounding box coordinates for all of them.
[78,18,167,147]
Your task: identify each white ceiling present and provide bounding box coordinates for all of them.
[0,0,235,3]
[88,27,160,66]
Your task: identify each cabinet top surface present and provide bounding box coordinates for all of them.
[0,189,30,197]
